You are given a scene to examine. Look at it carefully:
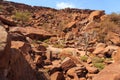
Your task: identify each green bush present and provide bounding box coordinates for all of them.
[92,57,105,70]
[93,63,105,70]
[13,11,31,23]
[80,55,88,62]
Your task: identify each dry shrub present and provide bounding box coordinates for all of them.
[97,13,120,42]
[108,13,120,25]
[0,5,3,12]
[12,11,31,23]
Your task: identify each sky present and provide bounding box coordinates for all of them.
[7,0,120,14]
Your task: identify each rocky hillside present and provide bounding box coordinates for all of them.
[0,1,120,80]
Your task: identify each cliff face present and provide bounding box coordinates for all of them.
[0,1,120,80]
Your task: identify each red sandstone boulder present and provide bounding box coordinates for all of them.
[93,43,106,55]
[0,16,16,26]
[106,31,120,45]
[112,48,120,62]
[88,10,105,21]
[0,26,11,79]
[0,26,11,69]
[61,57,77,71]
[63,21,76,33]
[50,71,65,80]
[10,27,54,41]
